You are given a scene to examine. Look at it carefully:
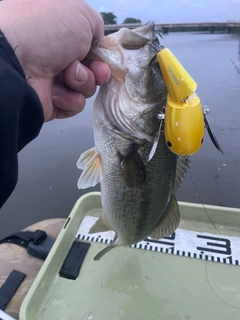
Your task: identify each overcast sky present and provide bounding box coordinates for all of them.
[87,0,240,24]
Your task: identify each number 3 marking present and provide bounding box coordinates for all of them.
[196,235,231,255]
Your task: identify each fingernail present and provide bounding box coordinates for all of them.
[76,63,88,82]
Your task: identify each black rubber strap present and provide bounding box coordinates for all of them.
[0,270,26,311]
[0,230,53,260]
[27,236,54,260]
[59,241,90,280]
[0,230,47,248]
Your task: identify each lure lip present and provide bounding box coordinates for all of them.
[204,114,224,154]
[203,106,224,154]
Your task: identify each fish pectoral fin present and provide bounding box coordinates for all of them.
[77,147,97,169]
[89,215,111,234]
[174,157,190,191]
[150,195,180,239]
[118,143,146,188]
[77,147,102,189]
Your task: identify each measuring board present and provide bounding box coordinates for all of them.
[76,215,240,266]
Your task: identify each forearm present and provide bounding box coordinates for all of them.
[0,31,44,208]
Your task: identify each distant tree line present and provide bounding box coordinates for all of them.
[100,12,141,25]
[100,12,240,34]
[100,12,141,34]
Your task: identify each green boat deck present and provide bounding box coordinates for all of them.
[20,192,240,320]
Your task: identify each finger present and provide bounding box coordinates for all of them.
[63,60,97,98]
[52,83,86,119]
[85,60,111,86]
[81,58,111,86]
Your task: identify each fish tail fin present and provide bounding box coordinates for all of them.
[94,245,117,261]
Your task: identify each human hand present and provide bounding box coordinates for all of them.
[0,0,110,121]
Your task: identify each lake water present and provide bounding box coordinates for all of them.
[1,32,240,238]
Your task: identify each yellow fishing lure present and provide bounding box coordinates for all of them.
[157,48,204,156]
[152,34,222,156]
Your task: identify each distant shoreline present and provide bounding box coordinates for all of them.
[104,22,240,34]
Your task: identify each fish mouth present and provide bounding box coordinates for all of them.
[89,22,160,66]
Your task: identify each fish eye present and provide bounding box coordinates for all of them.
[167,141,172,147]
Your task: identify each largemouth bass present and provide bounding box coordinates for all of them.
[77,22,188,260]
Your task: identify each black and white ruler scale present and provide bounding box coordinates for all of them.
[76,216,240,266]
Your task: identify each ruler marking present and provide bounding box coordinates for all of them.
[76,215,240,267]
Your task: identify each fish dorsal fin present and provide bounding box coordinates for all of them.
[174,157,190,192]
[77,147,102,189]
[150,195,180,239]
[89,214,111,234]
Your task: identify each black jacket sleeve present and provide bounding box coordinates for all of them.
[0,31,44,208]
